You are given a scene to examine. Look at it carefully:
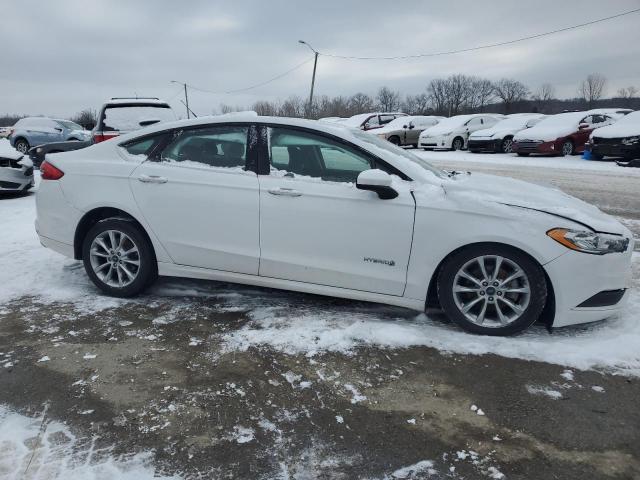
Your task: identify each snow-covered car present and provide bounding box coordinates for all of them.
[418,114,504,151]
[0,127,12,138]
[372,116,444,147]
[93,98,176,143]
[589,110,640,160]
[9,117,91,154]
[338,112,408,131]
[35,114,634,336]
[0,141,34,192]
[512,111,617,157]
[468,114,545,154]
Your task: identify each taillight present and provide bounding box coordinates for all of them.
[93,131,119,143]
[40,161,64,180]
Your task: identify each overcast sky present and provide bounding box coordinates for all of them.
[2,0,640,118]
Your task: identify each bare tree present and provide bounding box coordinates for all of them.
[251,100,279,116]
[279,96,306,118]
[403,93,430,115]
[70,109,97,130]
[427,78,449,115]
[617,86,638,99]
[493,78,529,113]
[467,78,495,112]
[348,92,375,114]
[377,86,401,112]
[578,73,607,107]
[531,83,556,112]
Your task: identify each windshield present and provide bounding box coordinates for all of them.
[351,129,445,178]
[103,105,175,132]
[491,116,537,130]
[431,116,472,129]
[534,112,585,128]
[57,120,84,130]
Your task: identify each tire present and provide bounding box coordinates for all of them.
[14,138,29,154]
[451,137,464,151]
[82,218,157,297]
[388,136,401,146]
[501,136,514,154]
[517,153,530,157]
[561,140,574,156]
[437,244,547,336]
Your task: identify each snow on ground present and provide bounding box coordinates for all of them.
[1,165,639,377]
[0,405,178,480]
[414,149,640,175]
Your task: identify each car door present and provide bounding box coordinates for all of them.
[129,124,260,274]
[257,125,416,296]
[27,119,52,146]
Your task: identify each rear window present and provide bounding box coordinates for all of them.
[101,104,175,132]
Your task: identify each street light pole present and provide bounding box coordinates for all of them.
[171,80,190,119]
[298,40,319,118]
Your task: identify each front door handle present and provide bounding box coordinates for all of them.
[138,174,168,184]
[268,187,302,197]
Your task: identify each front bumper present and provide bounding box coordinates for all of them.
[468,138,501,152]
[544,241,634,328]
[513,140,557,155]
[418,135,450,150]
[0,164,34,191]
[592,142,640,159]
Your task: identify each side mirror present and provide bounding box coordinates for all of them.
[578,123,590,130]
[356,169,398,200]
[55,127,62,132]
[402,125,408,129]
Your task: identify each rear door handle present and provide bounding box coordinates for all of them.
[268,187,302,197]
[138,174,168,184]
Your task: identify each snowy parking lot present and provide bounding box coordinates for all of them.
[1,151,639,479]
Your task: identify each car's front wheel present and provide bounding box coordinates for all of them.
[561,140,574,156]
[14,138,29,154]
[501,136,514,153]
[451,137,464,151]
[437,245,547,336]
[82,218,157,297]
[388,136,401,146]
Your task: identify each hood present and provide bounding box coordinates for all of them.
[420,124,460,136]
[591,122,640,139]
[513,125,577,142]
[442,173,627,235]
[69,129,92,138]
[469,127,516,139]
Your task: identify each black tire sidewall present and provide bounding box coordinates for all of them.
[15,139,29,153]
[388,136,400,145]
[82,218,156,297]
[452,137,464,150]
[437,245,547,336]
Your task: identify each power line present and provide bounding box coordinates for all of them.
[317,8,640,60]
[181,57,314,96]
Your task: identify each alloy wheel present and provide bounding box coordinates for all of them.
[452,138,463,150]
[562,142,573,156]
[502,138,513,153]
[452,255,531,328]
[89,230,141,288]
[15,141,28,153]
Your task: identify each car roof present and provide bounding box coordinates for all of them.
[102,98,170,106]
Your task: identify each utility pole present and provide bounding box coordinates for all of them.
[171,80,190,119]
[298,40,319,118]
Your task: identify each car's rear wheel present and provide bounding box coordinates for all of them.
[14,138,29,154]
[437,245,547,336]
[561,140,574,156]
[82,218,156,297]
[501,136,514,154]
[452,137,464,151]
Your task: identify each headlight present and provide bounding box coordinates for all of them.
[547,228,629,255]
[377,134,387,139]
[622,136,640,145]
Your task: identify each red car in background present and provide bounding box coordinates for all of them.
[512,110,618,157]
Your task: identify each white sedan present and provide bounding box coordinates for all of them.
[35,114,634,336]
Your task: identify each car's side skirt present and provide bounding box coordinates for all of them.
[158,262,426,311]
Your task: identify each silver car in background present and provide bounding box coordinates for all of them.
[372,116,445,147]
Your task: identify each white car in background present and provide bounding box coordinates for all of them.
[418,114,504,151]
[0,141,34,192]
[468,114,545,154]
[371,115,444,147]
[338,112,408,131]
[35,114,633,336]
